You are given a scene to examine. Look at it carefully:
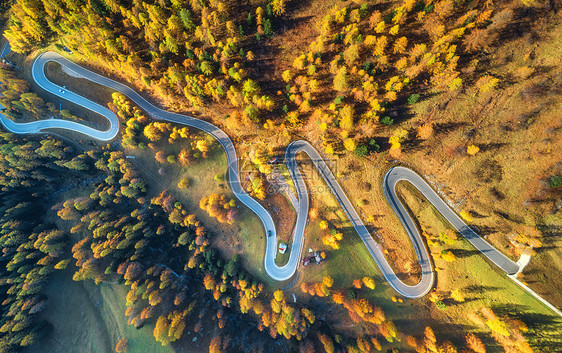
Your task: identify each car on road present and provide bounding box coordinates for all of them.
[268,156,282,165]
[267,230,273,237]
[58,89,65,93]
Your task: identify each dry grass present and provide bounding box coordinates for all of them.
[268,0,342,75]
[395,16,562,306]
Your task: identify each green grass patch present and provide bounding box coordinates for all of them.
[27,268,174,353]
[274,241,291,267]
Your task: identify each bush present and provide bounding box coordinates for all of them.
[368,139,380,152]
[245,105,259,121]
[549,175,562,188]
[354,145,368,157]
[380,116,394,126]
[407,94,420,104]
[263,19,273,37]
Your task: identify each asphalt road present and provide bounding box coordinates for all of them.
[0,40,10,59]
[0,51,521,298]
[286,141,436,298]
[384,167,520,276]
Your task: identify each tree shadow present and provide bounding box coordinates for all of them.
[470,225,498,237]
[450,248,481,259]
[477,142,508,153]
[464,284,502,294]
[494,210,525,224]
[434,121,468,134]
[491,303,562,333]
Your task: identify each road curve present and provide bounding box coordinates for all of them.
[0,51,520,298]
[384,167,520,276]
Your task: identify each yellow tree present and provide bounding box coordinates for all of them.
[343,44,360,66]
[362,277,376,290]
[344,138,357,152]
[333,67,348,92]
[144,123,162,141]
[476,75,499,93]
[271,0,286,16]
[115,338,128,352]
[178,178,190,189]
[417,123,434,140]
[451,288,465,302]
[323,276,334,288]
[339,105,355,130]
[373,36,388,56]
[441,250,456,262]
[153,316,170,345]
[209,336,223,353]
[467,144,480,155]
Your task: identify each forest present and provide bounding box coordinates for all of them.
[0,0,561,352]
[0,128,537,353]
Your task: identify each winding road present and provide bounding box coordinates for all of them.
[0,51,521,299]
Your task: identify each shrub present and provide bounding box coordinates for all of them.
[368,139,380,152]
[435,300,447,310]
[263,19,273,37]
[407,94,420,104]
[380,116,394,126]
[549,175,562,188]
[354,145,368,157]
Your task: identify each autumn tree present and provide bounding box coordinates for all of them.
[115,338,128,352]
[450,288,465,302]
[467,145,480,155]
[318,333,335,353]
[466,333,486,353]
[339,105,355,130]
[417,123,434,140]
[333,67,348,92]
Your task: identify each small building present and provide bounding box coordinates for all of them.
[278,243,288,254]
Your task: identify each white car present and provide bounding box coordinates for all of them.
[59,89,65,93]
